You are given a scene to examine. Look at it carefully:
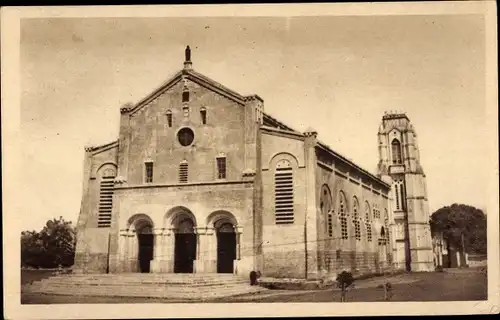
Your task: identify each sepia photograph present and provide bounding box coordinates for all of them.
[2,2,498,318]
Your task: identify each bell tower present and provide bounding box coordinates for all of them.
[377,111,434,272]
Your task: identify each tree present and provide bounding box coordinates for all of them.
[336,271,355,302]
[21,217,76,268]
[430,203,487,257]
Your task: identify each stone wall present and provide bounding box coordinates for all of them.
[126,80,246,186]
[74,145,117,273]
[260,131,307,278]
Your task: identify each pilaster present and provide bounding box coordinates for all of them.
[304,127,319,279]
[73,147,94,273]
[117,104,132,185]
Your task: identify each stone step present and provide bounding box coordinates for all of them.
[24,273,266,300]
[40,279,248,287]
[32,283,252,293]
[39,276,249,286]
[54,275,245,283]
[25,283,265,300]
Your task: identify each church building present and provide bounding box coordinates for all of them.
[74,46,434,279]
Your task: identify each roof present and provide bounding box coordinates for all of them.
[127,68,254,116]
[316,140,391,189]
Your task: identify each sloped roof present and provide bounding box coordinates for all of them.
[127,68,252,116]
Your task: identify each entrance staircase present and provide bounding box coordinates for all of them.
[23,273,267,301]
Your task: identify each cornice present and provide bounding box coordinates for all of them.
[85,140,119,154]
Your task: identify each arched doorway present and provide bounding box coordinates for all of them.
[174,217,197,273]
[137,224,154,273]
[216,221,236,273]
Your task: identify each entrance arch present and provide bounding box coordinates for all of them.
[127,214,154,273]
[216,221,237,273]
[168,209,197,274]
[207,211,238,274]
[137,224,154,273]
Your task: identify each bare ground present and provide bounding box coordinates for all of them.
[21,267,487,304]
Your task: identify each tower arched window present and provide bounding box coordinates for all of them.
[399,183,405,211]
[365,202,372,242]
[274,159,294,224]
[392,139,402,164]
[179,160,188,183]
[338,192,348,240]
[394,183,400,210]
[353,197,361,241]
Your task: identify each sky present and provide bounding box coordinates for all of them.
[20,14,488,231]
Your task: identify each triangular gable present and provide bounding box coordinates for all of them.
[128,69,248,116]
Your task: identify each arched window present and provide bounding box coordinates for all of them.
[394,183,400,210]
[216,156,226,179]
[384,208,390,242]
[365,202,372,242]
[353,197,361,241]
[373,205,380,219]
[145,161,153,183]
[200,107,207,125]
[392,139,402,164]
[166,109,172,127]
[399,183,405,211]
[338,192,348,240]
[182,89,190,103]
[320,185,333,238]
[179,160,188,183]
[274,159,294,224]
[98,167,116,228]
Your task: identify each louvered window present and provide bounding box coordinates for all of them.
[274,160,294,224]
[179,161,188,183]
[166,110,172,127]
[98,176,114,228]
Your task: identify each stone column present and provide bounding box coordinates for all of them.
[150,228,164,273]
[234,226,243,274]
[235,226,243,260]
[194,227,206,273]
[127,229,137,272]
[118,229,128,272]
[163,228,175,273]
[206,227,216,273]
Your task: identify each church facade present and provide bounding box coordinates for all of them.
[73,46,434,279]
